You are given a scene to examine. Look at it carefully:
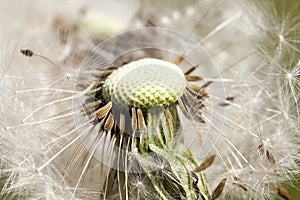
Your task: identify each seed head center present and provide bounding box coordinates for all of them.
[103,58,186,109]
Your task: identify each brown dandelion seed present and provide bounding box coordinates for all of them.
[194,154,216,172]
[275,185,292,200]
[233,176,248,192]
[188,83,208,99]
[91,68,115,78]
[173,54,185,65]
[226,96,234,101]
[184,65,198,75]
[131,107,137,133]
[144,19,156,27]
[219,96,234,107]
[266,150,276,165]
[258,143,264,155]
[91,102,112,119]
[104,113,115,133]
[218,102,229,107]
[20,48,59,68]
[83,99,102,113]
[211,178,226,200]
[87,87,102,95]
[233,182,248,192]
[21,49,33,57]
[201,81,213,89]
[137,108,145,133]
[185,75,203,82]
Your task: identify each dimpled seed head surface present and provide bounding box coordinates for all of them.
[103,58,186,109]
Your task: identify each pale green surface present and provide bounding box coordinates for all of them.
[103,58,186,109]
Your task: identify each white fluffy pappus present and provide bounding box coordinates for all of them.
[0,0,299,199]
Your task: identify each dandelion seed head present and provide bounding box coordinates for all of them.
[1,0,300,199]
[103,58,186,109]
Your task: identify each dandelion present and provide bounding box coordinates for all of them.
[1,0,300,200]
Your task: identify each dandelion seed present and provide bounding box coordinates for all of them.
[218,96,234,107]
[232,176,248,192]
[20,48,60,68]
[275,184,292,200]
[266,149,276,165]
[211,178,226,200]
[20,49,33,57]
[193,154,216,172]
